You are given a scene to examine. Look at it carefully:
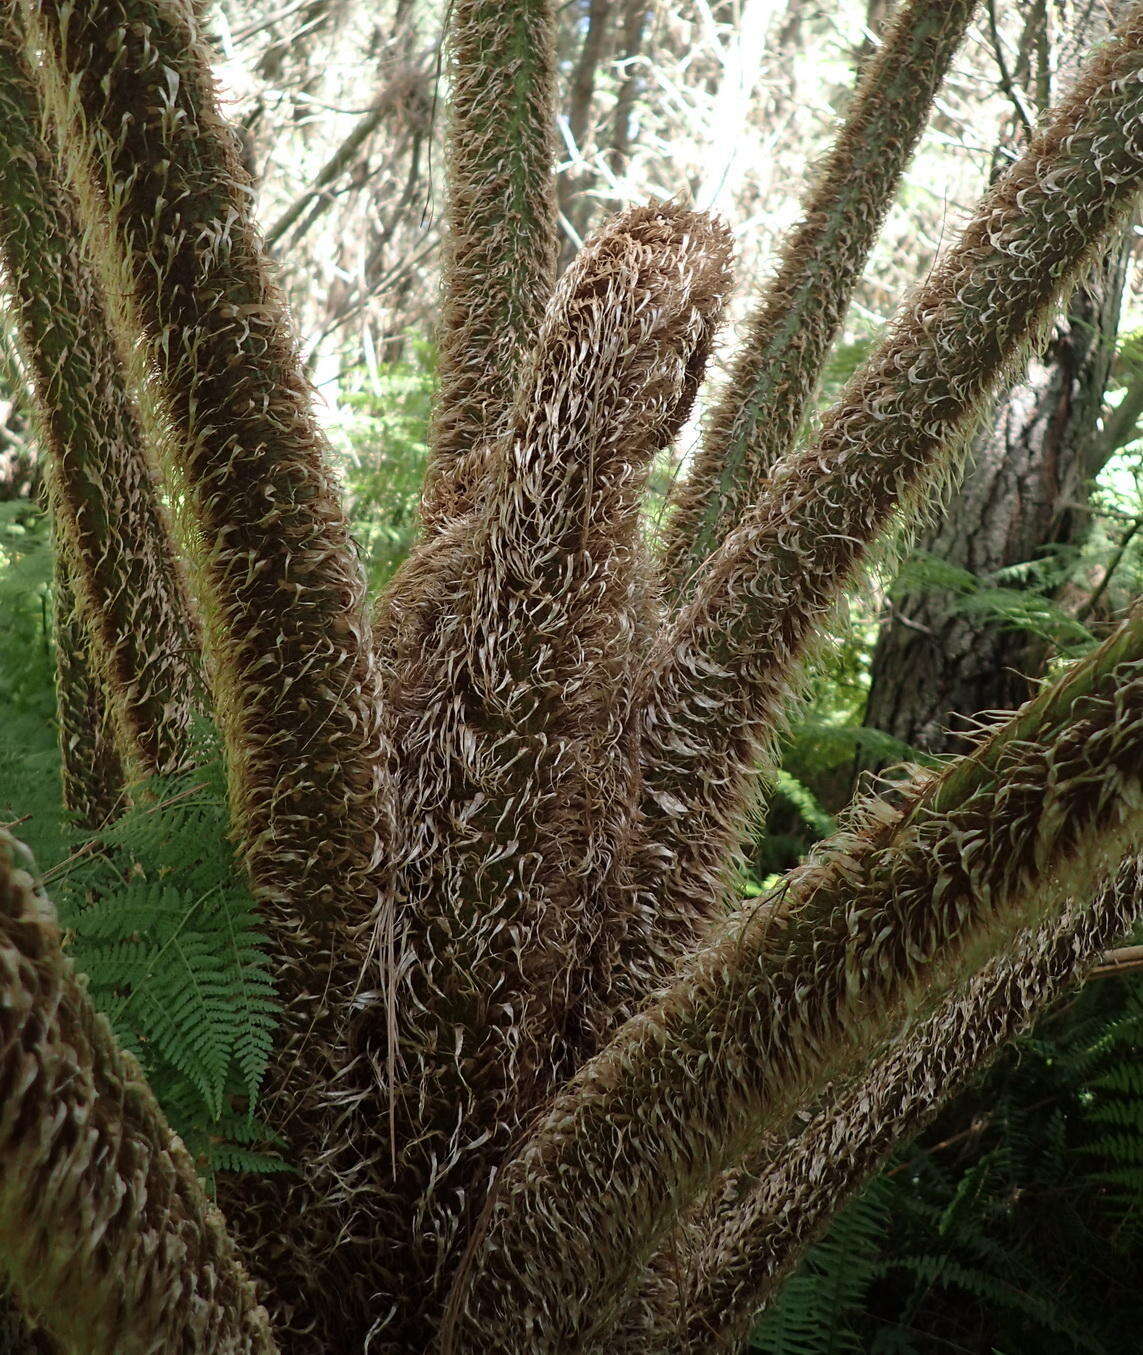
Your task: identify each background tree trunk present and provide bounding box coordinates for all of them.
[861,244,1129,757]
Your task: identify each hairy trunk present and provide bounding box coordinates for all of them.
[50,549,124,829]
[447,605,1143,1352]
[354,205,731,1354]
[610,9,1143,1012]
[18,0,395,1339]
[614,857,1142,1352]
[418,0,559,531]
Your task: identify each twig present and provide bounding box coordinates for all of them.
[1076,514,1143,623]
[1090,943,1143,979]
[265,97,391,250]
[986,0,1036,138]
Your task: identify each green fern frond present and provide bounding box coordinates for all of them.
[751,1179,893,1354]
[49,756,280,1146]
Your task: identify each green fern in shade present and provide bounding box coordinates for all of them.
[750,1178,894,1355]
[47,758,280,1148]
[1,501,280,1175]
[0,501,67,868]
[1071,981,1143,1234]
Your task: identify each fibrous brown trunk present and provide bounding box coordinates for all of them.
[0,830,275,1355]
[0,12,204,781]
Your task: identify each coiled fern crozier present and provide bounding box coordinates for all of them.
[3,1,1143,1352]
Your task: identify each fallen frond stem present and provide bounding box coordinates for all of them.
[352,204,732,1353]
[0,830,276,1355]
[0,15,202,778]
[1090,942,1143,975]
[442,604,1143,1352]
[418,0,559,531]
[659,0,979,601]
[612,858,1143,1354]
[621,5,1143,1003]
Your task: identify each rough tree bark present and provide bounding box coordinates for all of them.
[863,247,1128,755]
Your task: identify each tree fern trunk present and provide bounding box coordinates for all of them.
[0,830,275,1355]
[0,15,202,780]
[611,6,1143,1019]
[445,599,1143,1353]
[657,0,979,603]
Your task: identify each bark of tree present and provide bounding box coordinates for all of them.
[556,0,612,264]
[607,0,650,175]
[862,247,1129,757]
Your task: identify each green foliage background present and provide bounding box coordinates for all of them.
[0,505,284,1189]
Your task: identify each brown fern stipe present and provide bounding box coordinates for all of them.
[613,856,1143,1354]
[617,4,1143,1014]
[18,0,396,1341]
[659,0,979,601]
[0,831,276,1355]
[445,602,1143,1352]
[0,15,202,778]
[4,0,1143,1350]
[342,203,731,1353]
[419,0,559,532]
